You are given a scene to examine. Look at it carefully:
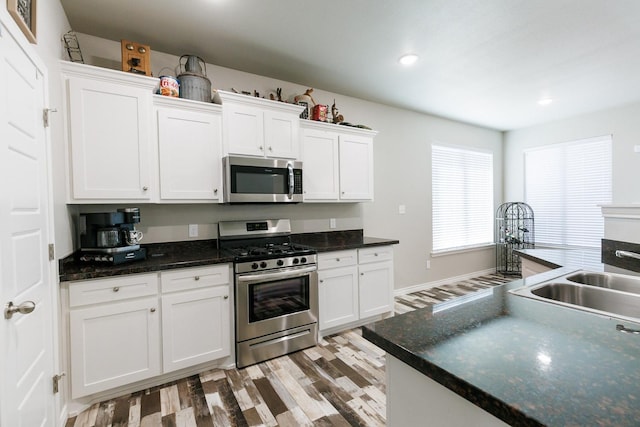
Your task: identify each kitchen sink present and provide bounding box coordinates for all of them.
[565,271,640,294]
[510,271,640,323]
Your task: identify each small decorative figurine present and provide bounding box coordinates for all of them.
[331,99,344,124]
[293,88,317,106]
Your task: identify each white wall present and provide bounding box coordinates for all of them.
[57,33,503,289]
[504,102,640,204]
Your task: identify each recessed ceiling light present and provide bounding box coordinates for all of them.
[399,54,419,66]
[538,98,553,106]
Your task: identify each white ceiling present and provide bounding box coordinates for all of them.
[59,0,640,131]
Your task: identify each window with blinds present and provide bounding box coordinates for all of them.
[524,135,612,248]
[432,144,494,253]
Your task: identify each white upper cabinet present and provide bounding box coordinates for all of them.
[300,121,376,202]
[61,62,158,203]
[339,133,374,201]
[154,96,223,202]
[300,127,340,201]
[218,90,304,159]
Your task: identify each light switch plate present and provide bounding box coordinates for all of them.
[188,224,198,237]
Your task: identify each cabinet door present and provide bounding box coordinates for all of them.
[67,77,152,200]
[161,286,231,372]
[318,266,359,331]
[264,109,299,159]
[339,134,374,201]
[223,102,264,156]
[301,128,339,201]
[157,108,222,201]
[358,260,394,318]
[69,297,161,398]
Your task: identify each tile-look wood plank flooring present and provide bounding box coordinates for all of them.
[65,273,512,427]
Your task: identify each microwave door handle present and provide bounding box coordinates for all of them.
[287,163,294,198]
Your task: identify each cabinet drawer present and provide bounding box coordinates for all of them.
[69,273,159,307]
[358,246,393,264]
[318,250,358,270]
[161,264,230,293]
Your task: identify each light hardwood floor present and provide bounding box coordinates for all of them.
[65,273,512,427]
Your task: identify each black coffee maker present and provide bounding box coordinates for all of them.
[78,208,146,264]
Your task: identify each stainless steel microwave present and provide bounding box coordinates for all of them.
[222,156,303,203]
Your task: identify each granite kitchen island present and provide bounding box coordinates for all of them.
[363,267,640,426]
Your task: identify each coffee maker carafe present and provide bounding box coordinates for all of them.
[78,207,146,264]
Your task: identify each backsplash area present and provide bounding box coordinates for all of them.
[602,239,640,273]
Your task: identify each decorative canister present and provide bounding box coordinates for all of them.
[158,75,179,97]
[177,55,212,103]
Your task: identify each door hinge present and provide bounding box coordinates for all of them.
[52,372,66,394]
[43,108,57,128]
[48,243,55,261]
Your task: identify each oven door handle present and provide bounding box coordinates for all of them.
[236,265,317,283]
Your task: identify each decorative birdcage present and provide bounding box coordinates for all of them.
[496,202,534,275]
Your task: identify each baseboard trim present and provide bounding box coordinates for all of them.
[394,268,498,296]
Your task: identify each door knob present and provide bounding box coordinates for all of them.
[4,301,36,319]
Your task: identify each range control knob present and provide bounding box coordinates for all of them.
[251,263,259,270]
[260,261,267,268]
[300,257,307,264]
[277,259,284,266]
[292,258,300,265]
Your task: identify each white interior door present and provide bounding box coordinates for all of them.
[0,19,55,427]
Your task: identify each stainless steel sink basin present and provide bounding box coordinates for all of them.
[510,271,640,322]
[530,282,640,319]
[566,271,640,294]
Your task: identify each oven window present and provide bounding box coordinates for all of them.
[249,276,310,322]
[232,165,288,194]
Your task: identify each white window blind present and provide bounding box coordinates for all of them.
[432,145,494,253]
[524,135,612,248]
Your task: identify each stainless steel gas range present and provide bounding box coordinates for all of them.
[218,219,318,368]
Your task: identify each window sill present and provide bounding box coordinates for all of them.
[431,243,494,257]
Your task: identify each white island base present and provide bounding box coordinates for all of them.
[386,355,510,427]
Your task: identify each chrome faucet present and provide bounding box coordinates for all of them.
[615,250,640,260]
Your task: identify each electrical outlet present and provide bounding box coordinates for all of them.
[330,218,336,229]
[188,224,198,237]
[426,260,431,269]
[399,204,406,214]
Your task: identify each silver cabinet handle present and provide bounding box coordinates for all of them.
[360,272,364,276]
[194,276,200,281]
[375,253,379,256]
[224,295,229,300]
[214,189,218,194]
[150,308,156,313]
[259,146,263,151]
[336,258,340,262]
[320,280,324,283]
[113,287,120,292]
[142,186,149,191]
[4,301,35,319]
[269,146,273,151]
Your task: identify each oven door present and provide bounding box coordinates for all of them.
[235,265,318,342]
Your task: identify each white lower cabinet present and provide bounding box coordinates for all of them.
[160,265,231,373]
[67,265,231,399]
[318,246,394,334]
[68,273,161,399]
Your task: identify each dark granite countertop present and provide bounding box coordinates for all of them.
[515,247,603,271]
[363,267,640,426]
[59,230,399,282]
